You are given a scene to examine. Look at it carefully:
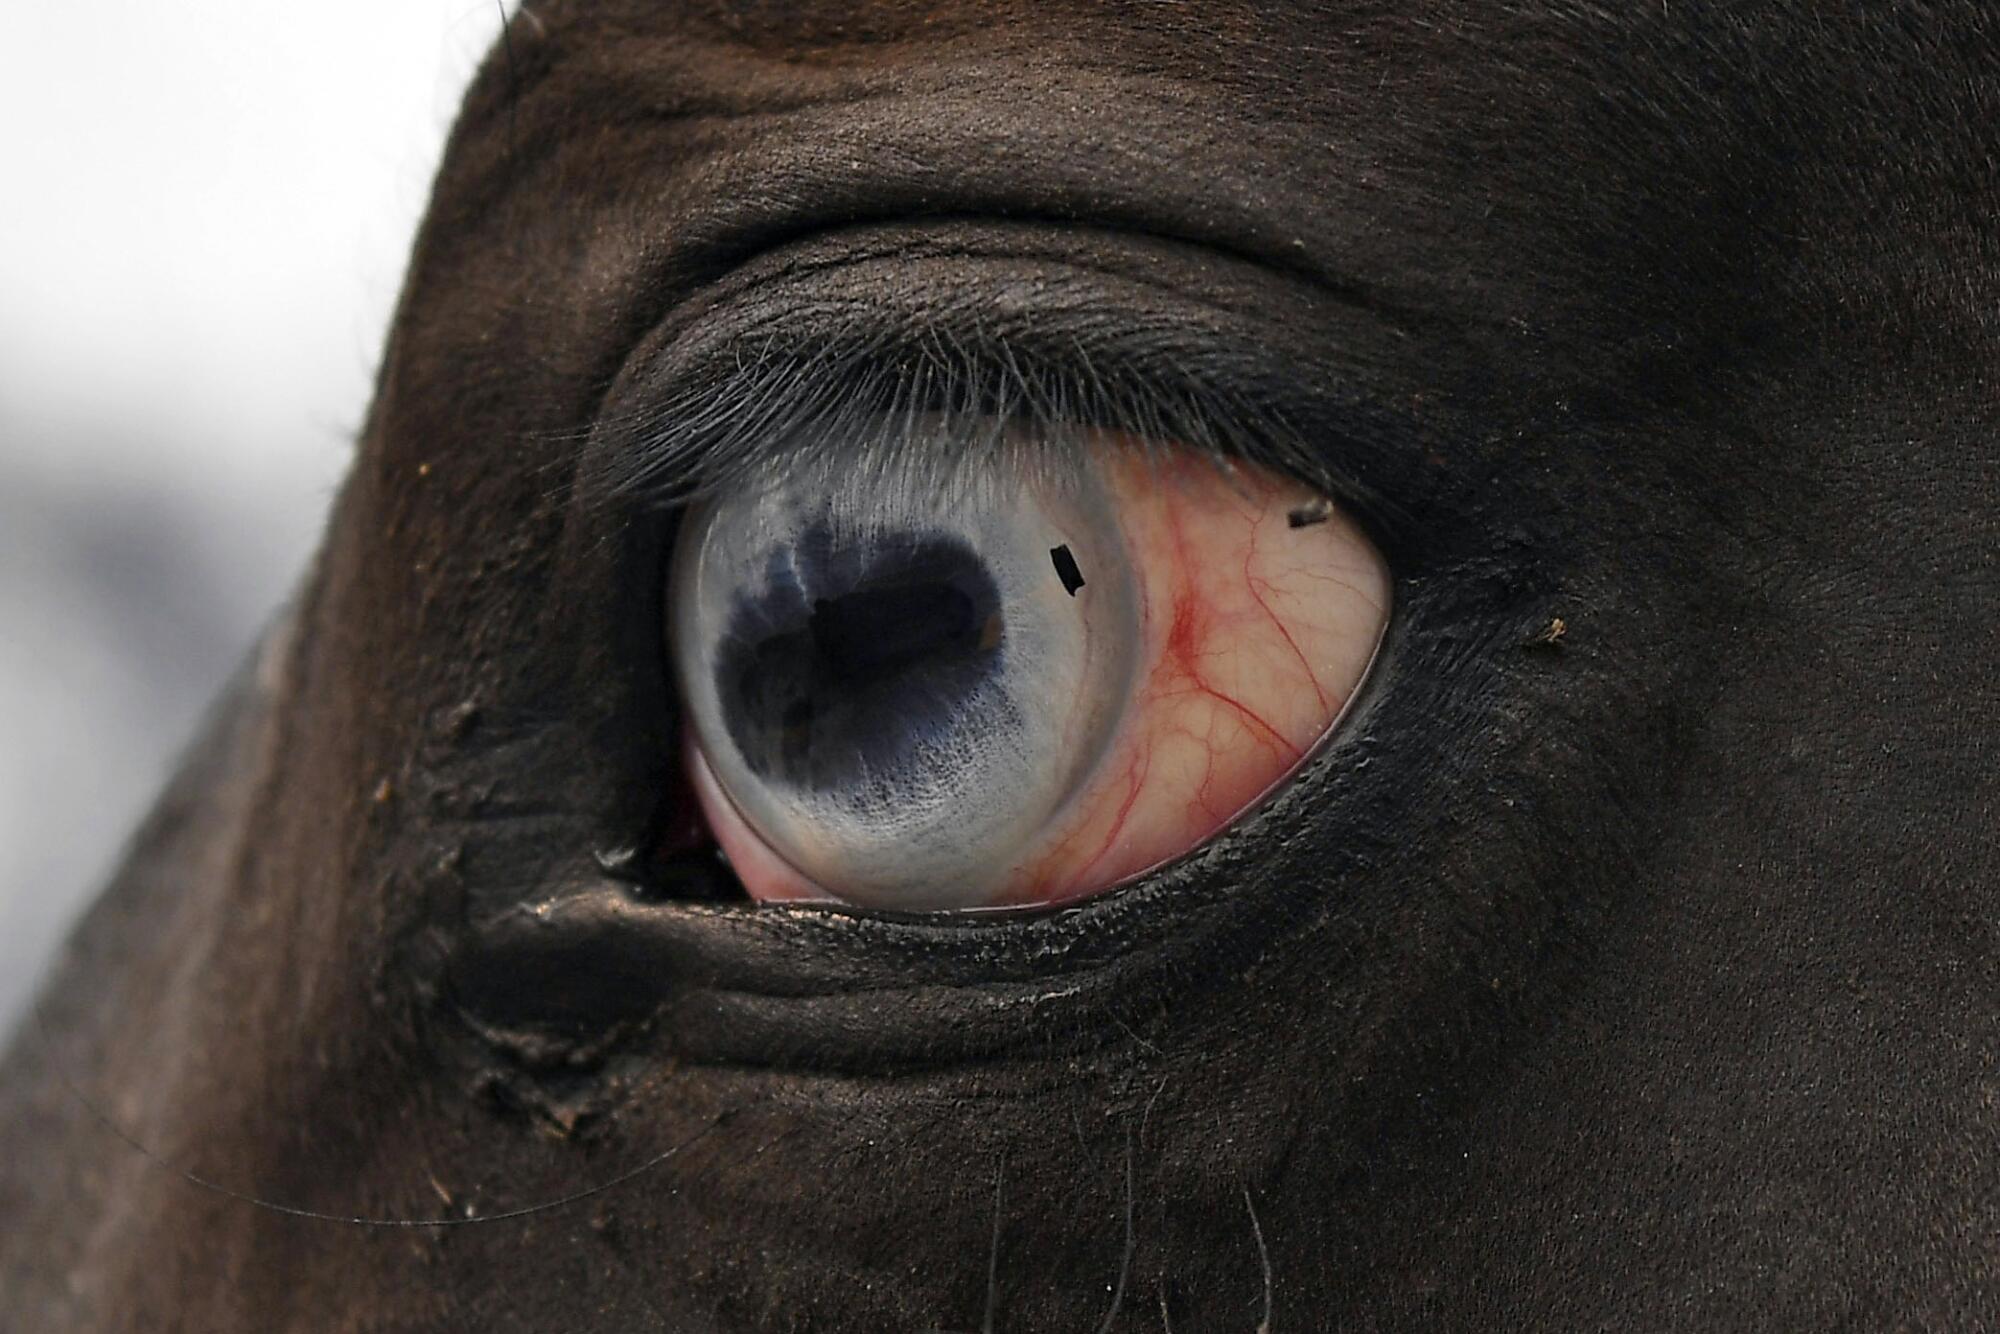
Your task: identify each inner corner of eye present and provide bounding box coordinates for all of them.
[663,426,1389,916]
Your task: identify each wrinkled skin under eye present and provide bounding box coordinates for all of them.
[671,427,1389,912]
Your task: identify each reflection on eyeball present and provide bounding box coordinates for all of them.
[670,419,1389,913]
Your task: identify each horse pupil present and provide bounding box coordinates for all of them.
[714,531,1008,793]
[807,583,986,685]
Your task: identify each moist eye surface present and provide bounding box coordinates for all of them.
[673,424,1140,911]
[671,415,1390,913]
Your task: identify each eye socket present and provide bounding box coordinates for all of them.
[669,419,1388,913]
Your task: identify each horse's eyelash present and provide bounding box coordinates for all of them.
[577,325,1376,517]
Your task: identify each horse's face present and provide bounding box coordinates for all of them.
[6,3,1997,1329]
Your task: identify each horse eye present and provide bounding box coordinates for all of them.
[668,421,1389,912]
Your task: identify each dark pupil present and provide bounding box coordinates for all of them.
[715,528,1006,793]
[807,582,984,684]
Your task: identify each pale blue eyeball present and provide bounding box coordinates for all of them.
[671,423,1141,911]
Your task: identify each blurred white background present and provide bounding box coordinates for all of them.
[0,2,506,1029]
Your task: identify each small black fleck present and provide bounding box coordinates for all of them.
[1050,544,1086,596]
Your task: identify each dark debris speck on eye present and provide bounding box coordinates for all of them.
[1286,499,1332,529]
[1050,544,1086,596]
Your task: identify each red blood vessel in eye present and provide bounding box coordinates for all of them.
[988,448,1385,907]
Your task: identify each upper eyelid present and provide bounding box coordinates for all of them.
[574,229,1417,536]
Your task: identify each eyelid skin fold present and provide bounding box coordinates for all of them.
[676,432,1389,913]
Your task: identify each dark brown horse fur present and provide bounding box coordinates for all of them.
[5,2,1997,1329]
